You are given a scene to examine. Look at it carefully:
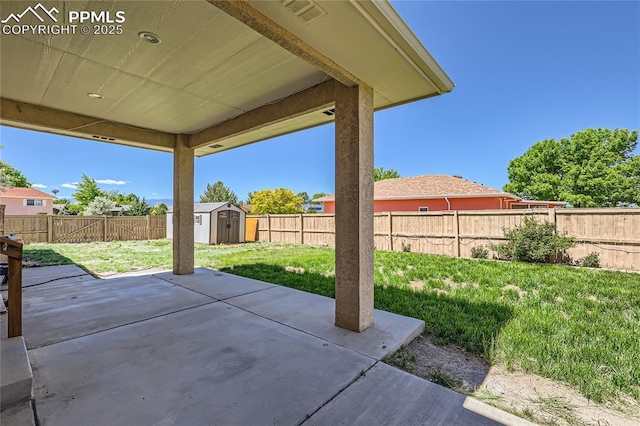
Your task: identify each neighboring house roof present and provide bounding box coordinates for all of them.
[514,200,567,206]
[0,187,56,199]
[111,205,132,212]
[315,175,518,202]
[168,202,240,213]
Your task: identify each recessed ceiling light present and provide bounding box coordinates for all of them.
[87,93,104,99]
[138,31,161,44]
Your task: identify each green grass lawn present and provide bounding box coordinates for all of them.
[23,240,640,404]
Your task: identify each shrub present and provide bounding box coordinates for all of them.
[83,196,115,216]
[471,245,489,259]
[489,216,575,263]
[577,252,600,268]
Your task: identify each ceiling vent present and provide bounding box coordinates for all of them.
[92,135,116,142]
[209,144,224,149]
[280,0,327,23]
[322,108,335,116]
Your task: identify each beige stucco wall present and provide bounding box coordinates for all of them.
[0,197,53,215]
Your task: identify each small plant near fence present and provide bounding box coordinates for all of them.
[401,242,411,253]
[471,245,490,259]
[490,216,575,264]
[577,252,600,268]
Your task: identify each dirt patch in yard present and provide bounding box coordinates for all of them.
[387,334,640,426]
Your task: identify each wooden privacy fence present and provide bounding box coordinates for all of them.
[250,208,640,271]
[4,215,166,244]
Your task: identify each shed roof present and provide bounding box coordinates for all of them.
[315,175,517,202]
[168,202,241,213]
[0,0,453,156]
[0,187,56,199]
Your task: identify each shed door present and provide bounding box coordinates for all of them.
[217,211,228,243]
[216,210,240,244]
[228,211,240,243]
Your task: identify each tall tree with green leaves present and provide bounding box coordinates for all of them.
[199,181,238,205]
[106,190,139,205]
[297,191,310,204]
[73,174,106,206]
[250,188,304,214]
[0,161,31,188]
[504,128,639,207]
[373,167,400,182]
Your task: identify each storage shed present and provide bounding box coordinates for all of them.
[167,203,245,245]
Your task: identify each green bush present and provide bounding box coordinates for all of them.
[578,252,600,268]
[489,216,575,263]
[470,245,489,259]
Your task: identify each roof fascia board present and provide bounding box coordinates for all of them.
[354,0,454,93]
[190,79,336,149]
[0,98,175,152]
[206,0,360,87]
[318,193,519,202]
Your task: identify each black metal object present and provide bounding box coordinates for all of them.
[0,262,8,286]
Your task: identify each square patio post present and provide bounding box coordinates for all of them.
[173,134,194,275]
[334,82,374,332]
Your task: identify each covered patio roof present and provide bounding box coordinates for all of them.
[0,0,453,155]
[1,0,454,333]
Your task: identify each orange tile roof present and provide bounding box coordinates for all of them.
[316,175,515,202]
[0,187,56,199]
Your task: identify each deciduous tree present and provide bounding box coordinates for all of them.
[373,167,400,182]
[297,191,310,204]
[504,128,639,207]
[151,202,168,216]
[82,196,115,216]
[74,174,106,206]
[0,161,31,188]
[250,188,304,214]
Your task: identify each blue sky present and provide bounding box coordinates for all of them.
[1,1,638,203]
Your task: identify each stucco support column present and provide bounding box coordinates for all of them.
[173,134,194,275]
[334,82,374,332]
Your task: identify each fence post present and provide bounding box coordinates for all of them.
[387,212,393,251]
[146,215,151,240]
[266,215,271,243]
[2,236,24,338]
[298,214,304,245]
[548,207,556,230]
[47,215,53,243]
[103,216,108,242]
[453,210,460,258]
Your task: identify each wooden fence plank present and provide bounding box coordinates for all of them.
[4,215,166,244]
[249,208,640,271]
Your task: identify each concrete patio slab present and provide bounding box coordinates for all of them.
[29,302,373,426]
[21,265,91,287]
[154,267,275,300]
[305,363,510,426]
[0,401,35,426]
[227,285,424,360]
[22,275,214,349]
[9,266,521,425]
